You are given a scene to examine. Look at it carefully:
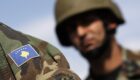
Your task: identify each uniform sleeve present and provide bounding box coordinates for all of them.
[0,23,81,80]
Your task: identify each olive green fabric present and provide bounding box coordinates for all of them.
[0,22,81,80]
[86,48,140,80]
[55,0,125,25]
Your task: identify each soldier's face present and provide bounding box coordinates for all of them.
[67,19,106,53]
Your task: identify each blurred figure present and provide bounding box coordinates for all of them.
[0,22,80,80]
[55,0,140,80]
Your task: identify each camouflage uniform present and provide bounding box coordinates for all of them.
[86,48,140,80]
[0,22,80,80]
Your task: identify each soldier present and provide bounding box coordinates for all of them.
[55,0,140,80]
[0,22,81,80]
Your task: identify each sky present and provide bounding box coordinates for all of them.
[0,0,140,79]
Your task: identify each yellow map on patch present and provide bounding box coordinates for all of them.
[20,51,29,58]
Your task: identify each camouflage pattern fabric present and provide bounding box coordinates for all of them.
[0,22,81,80]
[86,48,140,80]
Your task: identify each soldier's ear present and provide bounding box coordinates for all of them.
[108,22,117,30]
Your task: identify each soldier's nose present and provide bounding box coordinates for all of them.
[77,25,87,37]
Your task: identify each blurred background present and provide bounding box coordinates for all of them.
[0,0,140,79]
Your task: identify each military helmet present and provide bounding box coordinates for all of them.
[55,0,125,46]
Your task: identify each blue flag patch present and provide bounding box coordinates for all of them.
[8,44,40,67]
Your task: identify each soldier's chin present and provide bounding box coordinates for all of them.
[86,45,98,52]
[80,47,102,59]
[81,44,100,53]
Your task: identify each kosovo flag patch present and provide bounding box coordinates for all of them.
[8,44,40,67]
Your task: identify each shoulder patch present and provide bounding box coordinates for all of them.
[8,44,40,67]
